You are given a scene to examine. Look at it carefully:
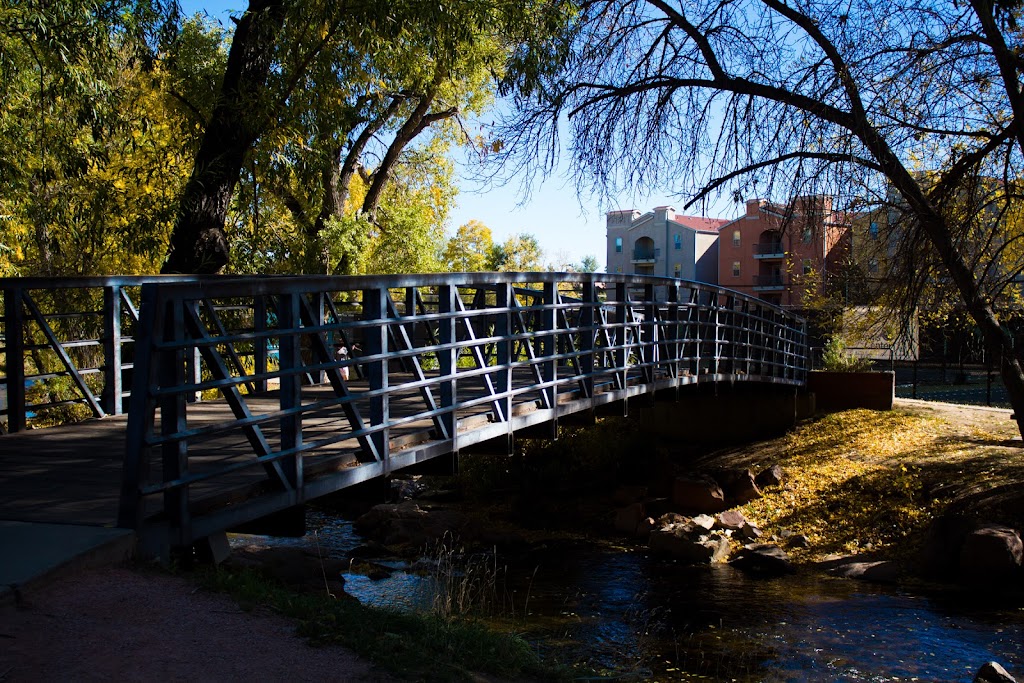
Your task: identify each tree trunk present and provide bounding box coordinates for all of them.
[162,0,286,274]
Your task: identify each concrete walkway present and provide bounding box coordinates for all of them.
[0,521,134,603]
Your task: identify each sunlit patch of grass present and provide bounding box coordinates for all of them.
[718,408,1024,564]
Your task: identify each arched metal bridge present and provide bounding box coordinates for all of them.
[1,273,807,556]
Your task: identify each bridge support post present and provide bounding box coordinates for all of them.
[4,284,26,432]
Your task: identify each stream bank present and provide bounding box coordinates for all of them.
[224,401,1024,681]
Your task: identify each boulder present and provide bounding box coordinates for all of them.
[672,475,728,513]
[755,464,785,489]
[716,510,749,531]
[637,517,658,537]
[649,527,731,563]
[917,513,975,577]
[974,661,1017,683]
[959,524,1023,580]
[719,468,763,504]
[825,559,900,583]
[614,502,647,535]
[353,501,473,548]
[692,514,716,531]
[730,543,796,576]
[787,534,811,549]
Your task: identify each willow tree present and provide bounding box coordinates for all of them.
[501,0,1024,437]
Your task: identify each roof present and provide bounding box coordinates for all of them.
[670,215,729,232]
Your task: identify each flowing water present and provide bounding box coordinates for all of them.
[231,509,1024,682]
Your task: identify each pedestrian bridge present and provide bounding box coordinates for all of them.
[0,273,807,557]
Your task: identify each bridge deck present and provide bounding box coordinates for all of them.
[0,366,619,528]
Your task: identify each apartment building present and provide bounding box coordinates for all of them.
[717,196,850,308]
[605,206,725,282]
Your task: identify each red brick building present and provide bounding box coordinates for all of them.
[717,196,850,308]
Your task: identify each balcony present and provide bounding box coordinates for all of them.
[753,242,785,259]
[631,248,659,264]
[753,274,787,291]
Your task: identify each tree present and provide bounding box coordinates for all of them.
[578,254,600,273]
[502,0,1024,437]
[161,0,286,274]
[489,233,544,271]
[444,220,495,272]
[0,1,186,276]
[162,0,575,274]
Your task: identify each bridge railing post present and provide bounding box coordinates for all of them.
[253,296,268,393]
[161,295,191,550]
[613,282,628,389]
[278,291,303,489]
[541,281,557,408]
[439,285,457,448]
[642,283,656,384]
[362,287,390,467]
[579,281,595,398]
[2,284,26,432]
[495,282,513,427]
[102,284,123,416]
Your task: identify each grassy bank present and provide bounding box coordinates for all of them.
[197,566,573,682]
[699,403,1024,564]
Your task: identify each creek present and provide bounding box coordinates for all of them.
[231,508,1024,682]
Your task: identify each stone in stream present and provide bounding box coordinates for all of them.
[974,661,1017,683]
[649,526,731,564]
[730,543,796,576]
[959,524,1023,580]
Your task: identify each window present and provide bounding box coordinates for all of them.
[674,233,682,250]
[869,221,879,240]
[868,258,879,274]
[802,259,813,275]
[801,226,812,243]
[673,263,682,277]
[732,230,741,247]
[615,237,622,253]
[732,261,741,277]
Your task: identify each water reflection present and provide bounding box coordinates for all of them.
[230,512,1024,682]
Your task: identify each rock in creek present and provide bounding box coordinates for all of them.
[959,524,1023,581]
[730,543,796,576]
[354,501,475,548]
[649,525,731,564]
[974,661,1017,683]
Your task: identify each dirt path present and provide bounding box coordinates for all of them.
[0,567,396,682]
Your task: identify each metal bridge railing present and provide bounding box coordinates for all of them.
[0,275,206,433]
[2,273,807,552]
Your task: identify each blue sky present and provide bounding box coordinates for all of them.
[175,2,741,269]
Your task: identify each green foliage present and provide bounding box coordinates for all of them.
[821,334,874,372]
[444,220,494,272]
[488,233,544,271]
[363,207,446,275]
